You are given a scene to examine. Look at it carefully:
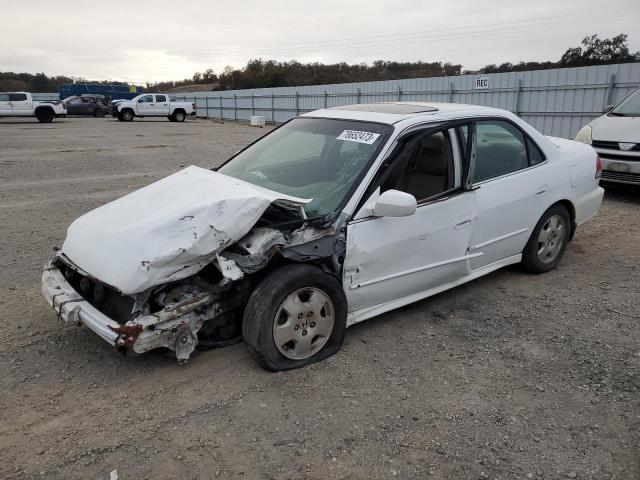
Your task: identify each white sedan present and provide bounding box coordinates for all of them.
[42,102,604,370]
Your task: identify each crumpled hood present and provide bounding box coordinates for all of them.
[590,114,640,143]
[61,166,309,294]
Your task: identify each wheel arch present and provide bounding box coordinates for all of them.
[553,199,577,239]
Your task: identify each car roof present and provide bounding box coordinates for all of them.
[303,102,508,125]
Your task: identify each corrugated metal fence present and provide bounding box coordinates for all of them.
[174,63,639,138]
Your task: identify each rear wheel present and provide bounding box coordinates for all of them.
[93,108,105,118]
[243,264,347,371]
[522,204,571,274]
[173,110,186,122]
[35,108,54,123]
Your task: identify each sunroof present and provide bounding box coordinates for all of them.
[329,103,438,114]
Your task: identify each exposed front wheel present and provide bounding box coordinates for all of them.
[120,110,134,122]
[243,264,347,371]
[522,204,571,274]
[35,109,54,123]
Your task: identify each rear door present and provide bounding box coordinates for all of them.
[0,93,10,115]
[9,93,30,114]
[154,95,170,115]
[464,119,551,270]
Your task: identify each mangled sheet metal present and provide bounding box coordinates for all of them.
[61,166,309,294]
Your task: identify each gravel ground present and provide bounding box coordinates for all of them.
[0,117,638,480]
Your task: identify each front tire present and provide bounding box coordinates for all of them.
[522,204,571,274]
[35,108,54,123]
[243,264,347,371]
[120,110,134,122]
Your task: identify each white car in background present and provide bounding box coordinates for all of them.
[0,92,66,122]
[575,87,640,185]
[42,102,603,370]
[113,93,195,122]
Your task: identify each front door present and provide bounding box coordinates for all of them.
[135,95,155,115]
[343,128,478,318]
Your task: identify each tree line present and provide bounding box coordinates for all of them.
[1,34,637,93]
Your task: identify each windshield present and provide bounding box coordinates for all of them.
[219,117,392,216]
[611,89,640,116]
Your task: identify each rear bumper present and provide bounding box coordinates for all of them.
[41,263,119,345]
[574,186,604,226]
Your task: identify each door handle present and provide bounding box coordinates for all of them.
[535,185,548,197]
[455,219,472,229]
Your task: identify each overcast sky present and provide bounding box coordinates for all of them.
[3,0,639,84]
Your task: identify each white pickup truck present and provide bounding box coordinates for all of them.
[0,92,67,122]
[114,94,195,122]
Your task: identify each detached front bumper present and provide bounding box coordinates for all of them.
[42,263,120,345]
[41,261,221,361]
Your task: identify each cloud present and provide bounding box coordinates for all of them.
[1,0,638,82]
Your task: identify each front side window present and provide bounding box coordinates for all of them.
[0,93,9,101]
[138,95,154,103]
[9,93,27,101]
[611,88,640,117]
[474,120,529,182]
[378,130,455,202]
[219,118,391,216]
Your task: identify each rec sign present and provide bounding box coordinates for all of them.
[475,77,489,89]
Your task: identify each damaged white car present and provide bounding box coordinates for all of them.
[42,102,604,370]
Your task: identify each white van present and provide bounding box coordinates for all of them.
[575,88,640,185]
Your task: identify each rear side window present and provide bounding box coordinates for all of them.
[155,95,167,102]
[474,121,528,182]
[9,93,27,101]
[527,138,545,165]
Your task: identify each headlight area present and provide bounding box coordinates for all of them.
[50,256,248,363]
[575,125,592,144]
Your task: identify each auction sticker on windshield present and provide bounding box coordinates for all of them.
[337,130,381,145]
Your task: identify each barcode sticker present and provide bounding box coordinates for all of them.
[336,130,381,145]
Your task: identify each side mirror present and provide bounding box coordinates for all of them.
[372,189,417,218]
[603,104,615,114]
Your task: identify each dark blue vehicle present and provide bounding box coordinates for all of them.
[58,84,144,102]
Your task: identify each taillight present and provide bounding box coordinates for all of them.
[595,156,602,179]
[192,102,197,110]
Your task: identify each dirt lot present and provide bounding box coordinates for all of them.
[0,117,638,480]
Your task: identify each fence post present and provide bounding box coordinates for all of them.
[251,93,255,117]
[397,86,402,101]
[204,96,209,119]
[323,90,328,108]
[356,87,361,104]
[295,91,300,116]
[603,73,616,110]
[233,94,237,121]
[514,78,523,116]
[271,92,275,123]
[219,96,223,121]
[448,82,455,103]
